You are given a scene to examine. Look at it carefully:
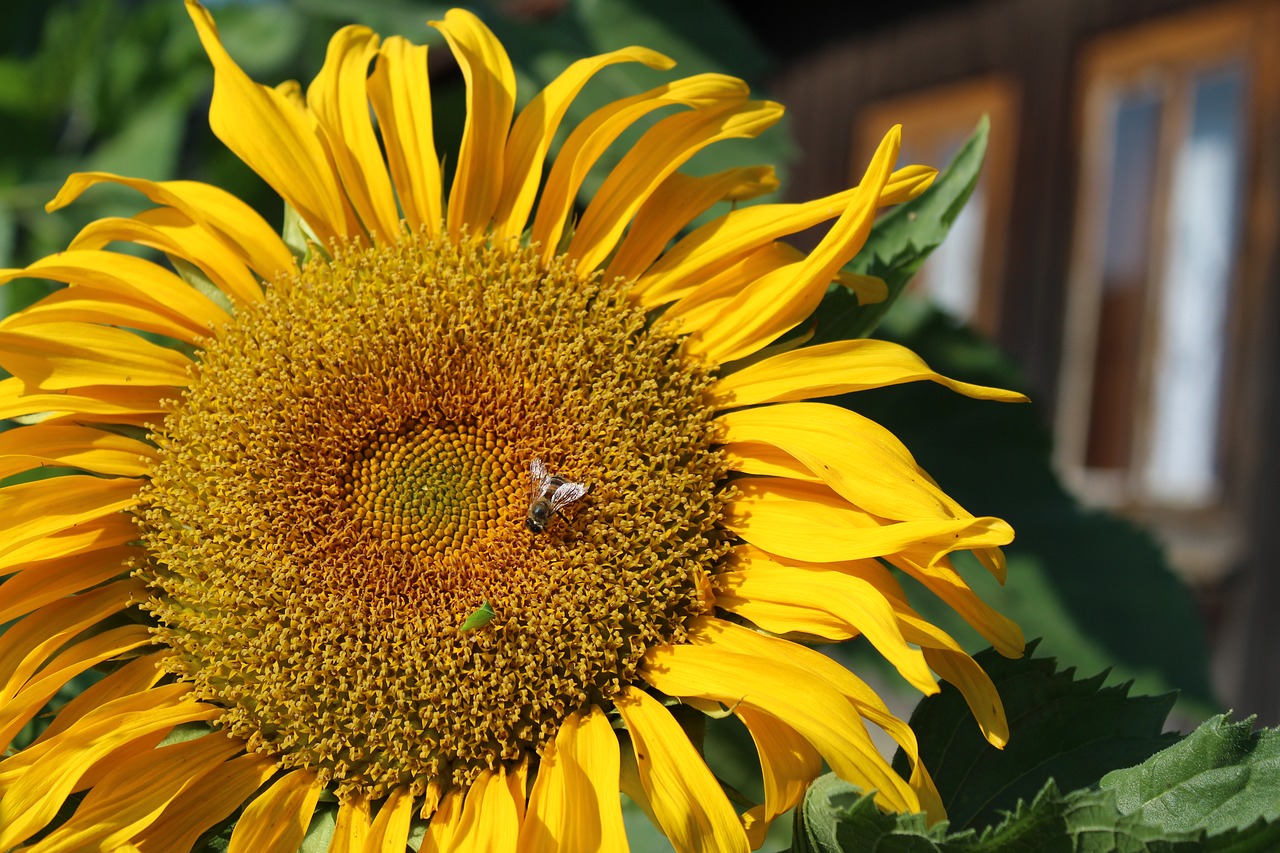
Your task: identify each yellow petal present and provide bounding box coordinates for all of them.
[421,787,465,852]
[641,639,919,816]
[682,127,899,365]
[0,250,230,339]
[27,731,242,853]
[307,26,401,242]
[449,762,526,852]
[725,477,1013,565]
[679,617,945,823]
[327,791,372,853]
[835,270,887,305]
[613,684,749,853]
[717,402,961,522]
[0,376,168,424]
[0,690,218,849]
[632,159,935,306]
[0,423,154,479]
[133,751,277,853]
[0,624,152,749]
[713,338,1028,408]
[0,322,192,391]
[366,786,416,853]
[0,285,213,345]
[47,172,296,284]
[33,652,168,747]
[226,768,325,853]
[0,579,145,706]
[738,707,821,847]
[491,46,675,243]
[0,474,139,560]
[715,558,937,695]
[0,513,135,578]
[606,165,778,283]
[531,73,749,261]
[185,0,353,246]
[886,551,1024,658]
[431,9,516,239]
[368,37,442,236]
[568,99,784,275]
[520,706,628,853]
[721,440,820,482]
[68,208,263,307]
[660,243,805,333]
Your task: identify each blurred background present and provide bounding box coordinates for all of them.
[1,0,1275,739]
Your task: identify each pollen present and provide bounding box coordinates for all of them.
[136,234,732,798]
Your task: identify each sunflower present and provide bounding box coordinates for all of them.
[0,2,1027,851]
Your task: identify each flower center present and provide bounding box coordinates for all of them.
[137,234,731,799]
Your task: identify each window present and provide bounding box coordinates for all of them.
[1058,2,1277,579]
[855,76,1020,338]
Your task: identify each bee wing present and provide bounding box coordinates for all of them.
[530,458,549,496]
[547,481,588,513]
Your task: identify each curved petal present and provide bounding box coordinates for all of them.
[681,127,899,365]
[133,751,277,853]
[0,323,193,391]
[307,26,400,243]
[47,172,296,283]
[736,707,820,849]
[0,423,155,479]
[682,617,945,821]
[715,558,937,695]
[632,160,935,307]
[27,731,242,853]
[614,685,749,853]
[420,787,464,852]
[0,579,145,706]
[430,9,516,238]
[726,477,1013,565]
[520,706,628,853]
[226,768,325,853]
[713,338,1028,408]
[0,475,139,559]
[366,785,416,853]
[186,0,353,246]
[568,99,784,275]
[0,250,231,339]
[1,285,218,345]
[68,207,263,307]
[717,402,961,522]
[328,791,372,853]
[0,624,152,749]
[0,690,218,849]
[36,652,170,747]
[886,551,1024,656]
[721,440,820,482]
[0,378,169,425]
[491,46,675,244]
[369,37,442,236]
[607,166,778,284]
[451,762,526,851]
[661,243,804,333]
[640,638,919,815]
[531,73,749,261]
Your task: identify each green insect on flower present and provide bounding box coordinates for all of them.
[461,601,497,632]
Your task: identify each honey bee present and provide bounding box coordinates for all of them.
[526,458,588,533]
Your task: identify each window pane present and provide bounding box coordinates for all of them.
[1143,63,1246,504]
[1085,88,1164,470]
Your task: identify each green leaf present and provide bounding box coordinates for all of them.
[1101,715,1280,836]
[814,117,990,342]
[893,642,1178,831]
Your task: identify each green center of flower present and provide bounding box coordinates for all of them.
[137,234,731,799]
